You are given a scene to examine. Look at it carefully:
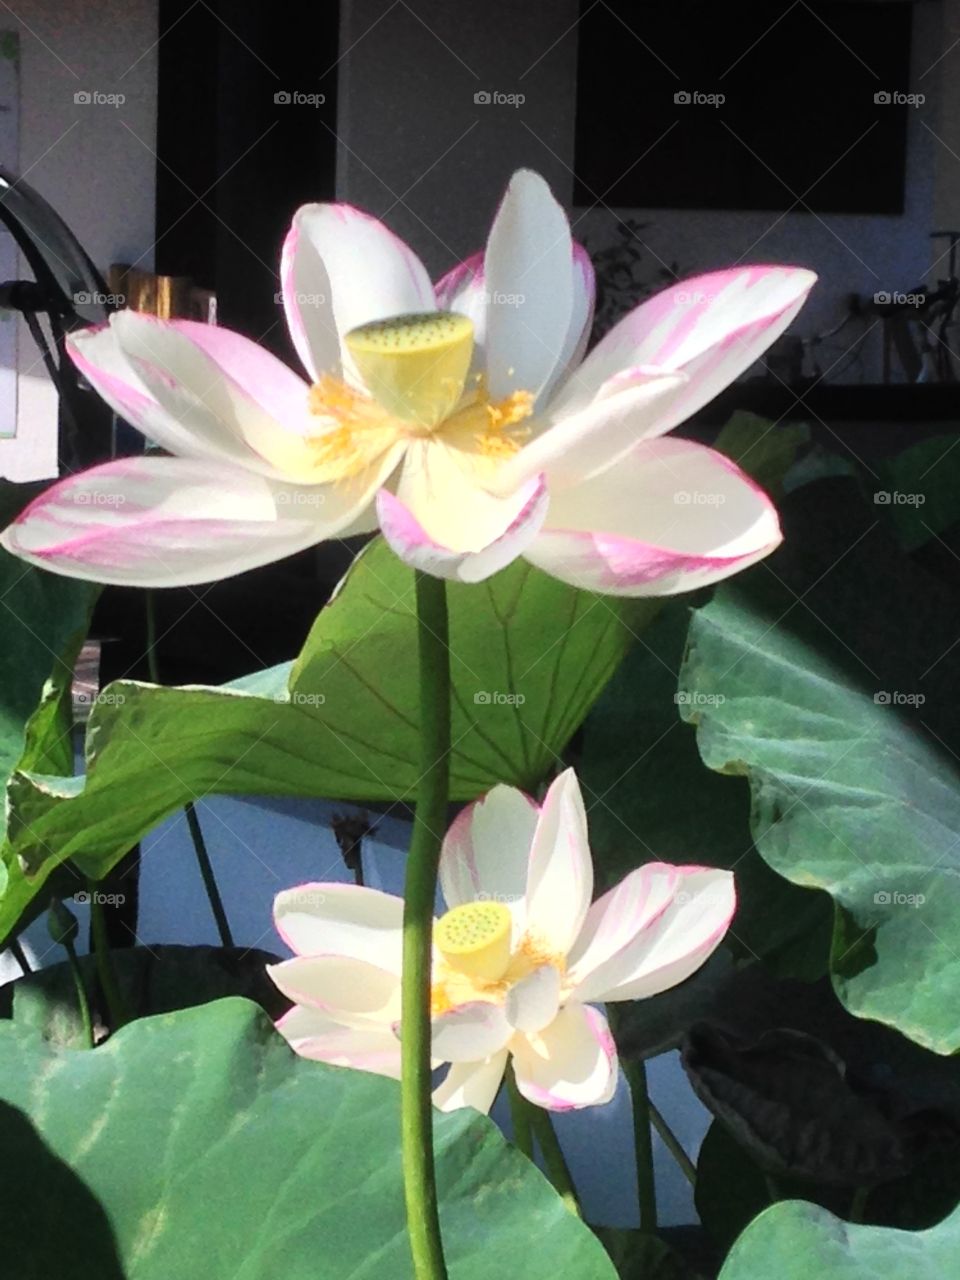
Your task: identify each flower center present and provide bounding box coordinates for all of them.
[434,901,512,982]
[344,311,475,429]
[304,312,535,483]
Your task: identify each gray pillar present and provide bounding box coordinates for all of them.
[336,0,580,274]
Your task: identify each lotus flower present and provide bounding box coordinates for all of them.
[1,171,814,593]
[268,770,735,1112]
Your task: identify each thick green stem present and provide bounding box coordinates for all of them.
[64,941,94,1049]
[184,802,234,948]
[89,888,130,1029]
[527,1100,581,1217]
[400,571,450,1280]
[649,1100,696,1187]
[505,1062,534,1160]
[621,1055,658,1231]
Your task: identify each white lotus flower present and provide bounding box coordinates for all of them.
[268,769,735,1112]
[2,170,813,594]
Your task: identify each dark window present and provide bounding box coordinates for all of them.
[574,0,914,214]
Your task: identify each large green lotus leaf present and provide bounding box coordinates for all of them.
[679,477,960,1051]
[0,484,98,833]
[3,539,645,937]
[579,602,833,978]
[718,1200,960,1280]
[0,997,615,1279]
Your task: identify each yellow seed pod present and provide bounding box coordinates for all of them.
[434,900,513,982]
[345,311,474,428]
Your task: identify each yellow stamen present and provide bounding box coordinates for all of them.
[435,901,512,982]
[345,311,474,428]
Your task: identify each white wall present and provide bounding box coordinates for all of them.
[0,0,158,480]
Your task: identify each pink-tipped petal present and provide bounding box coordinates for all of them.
[377,462,548,583]
[68,323,270,473]
[512,1003,618,1111]
[281,202,436,382]
[524,436,782,597]
[274,882,404,973]
[435,251,487,342]
[267,955,401,1028]
[483,170,575,406]
[439,785,539,911]
[277,1005,402,1079]
[566,863,681,991]
[579,867,736,1003]
[523,769,593,957]
[0,456,343,588]
[552,265,816,430]
[491,367,687,495]
[430,1001,513,1063]
[505,965,562,1034]
[432,1050,509,1114]
[109,311,345,482]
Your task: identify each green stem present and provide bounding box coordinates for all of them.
[400,571,451,1280]
[849,1186,869,1223]
[527,1100,581,1217]
[184,802,234,948]
[649,1100,696,1187]
[89,888,129,1029]
[64,941,94,1049]
[505,1062,534,1160]
[621,1054,658,1231]
[145,590,234,951]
